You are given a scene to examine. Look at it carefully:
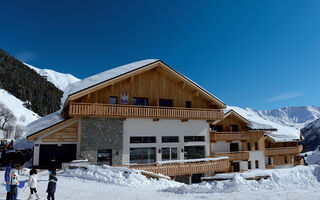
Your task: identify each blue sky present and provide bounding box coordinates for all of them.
[1,0,319,110]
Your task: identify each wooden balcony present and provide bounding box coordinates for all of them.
[264,145,303,157]
[210,151,249,161]
[266,165,276,169]
[123,158,229,177]
[69,102,224,120]
[210,131,249,142]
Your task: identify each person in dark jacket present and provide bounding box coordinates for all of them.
[46,171,57,200]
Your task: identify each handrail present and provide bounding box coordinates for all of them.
[264,145,303,156]
[211,151,249,161]
[69,102,224,119]
[210,131,249,142]
[119,158,230,176]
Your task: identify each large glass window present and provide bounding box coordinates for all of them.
[159,99,173,107]
[130,147,156,164]
[186,101,191,108]
[133,97,148,106]
[109,96,117,104]
[97,149,112,166]
[210,125,223,132]
[161,147,178,161]
[162,136,179,143]
[184,146,205,159]
[130,136,156,143]
[184,136,205,142]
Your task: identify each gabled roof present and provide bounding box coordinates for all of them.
[61,59,226,109]
[223,109,251,125]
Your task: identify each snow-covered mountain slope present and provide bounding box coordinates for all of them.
[248,106,320,129]
[228,106,300,142]
[301,119,320,152]
[0,89,39,126]
[25,63,80,91]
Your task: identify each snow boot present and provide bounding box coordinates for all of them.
[27,194,34,200]
[35,193,40,200]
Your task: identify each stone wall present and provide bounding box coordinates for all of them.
[81,117,123,165]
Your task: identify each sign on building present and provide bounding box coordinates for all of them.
[120,92,129,104]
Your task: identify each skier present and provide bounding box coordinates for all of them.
[27,168,40,200]
[4,161,14,200]
[46,171,57,200]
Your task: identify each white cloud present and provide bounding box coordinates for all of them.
[15,51,37,62]
[267,92,304,103]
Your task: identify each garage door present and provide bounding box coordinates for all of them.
[39,144,77,168]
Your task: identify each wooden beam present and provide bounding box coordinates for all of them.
[178,82,186,89]
[181,119,188,122]
[192,90,199,97]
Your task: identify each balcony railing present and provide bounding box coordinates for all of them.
[210,131,249,142]
[210,151,249,161]
[264,145,303,157]
[69,102,224,120]
[266,165,276,169]
[122,158,230,177]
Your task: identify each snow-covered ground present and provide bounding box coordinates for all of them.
[1,164,320,200]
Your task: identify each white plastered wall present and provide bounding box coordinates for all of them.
[248,150,265,170]
[122,118,209,165]
[211,141,242,153]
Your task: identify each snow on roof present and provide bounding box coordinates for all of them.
[226,106,300,142]
[61,59,159,105]
[26,110,65,137]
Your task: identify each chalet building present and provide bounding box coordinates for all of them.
[26,59,229,176]
[210,110,266,172]
[26,59,303,178]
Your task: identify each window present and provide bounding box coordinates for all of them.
[130,136,156,143]
[268,157,272,165]
[97,149,112,166]
[231,125,239,132]
[210,125,223,132]
[284,156,288,163]
[159,99,173,107]
[255,160,259,168]
[184,146,205,159]
[162,136,179,143]
[248,161,252,169]
[161,147,178,161]
[186,101,191,108]
[247,143,251,151]
[184,136,205,142]
[267,143,271,148]
[133,97,148,106]
[130,147,156,164]
[230,143,239,152]
[109,96,117,104]
[255,142,259,150]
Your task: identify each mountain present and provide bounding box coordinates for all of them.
[0,49,63,116]
[301,119,320,152]
[24,63,80,91]
[247,106,320,129]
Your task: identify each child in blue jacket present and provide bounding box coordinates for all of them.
[46,171,57,200]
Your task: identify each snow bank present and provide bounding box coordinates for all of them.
[59,165,180,188]
[163,165,320,194]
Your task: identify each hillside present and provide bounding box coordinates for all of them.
[25,63,80,91]
[301,119,320,151]
[0,49,63,116]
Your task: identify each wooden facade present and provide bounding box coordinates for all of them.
[211,151,249,161]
